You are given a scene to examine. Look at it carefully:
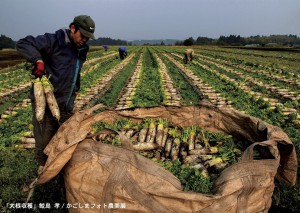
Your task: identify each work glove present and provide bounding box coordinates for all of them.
[33,60,45,77]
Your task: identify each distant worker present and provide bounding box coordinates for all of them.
[103,45,108,51]
[184,49,194,64]
[118,46,127,60]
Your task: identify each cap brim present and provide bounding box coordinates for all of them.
[79,27,95,40]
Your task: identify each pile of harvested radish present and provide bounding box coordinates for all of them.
[91,117,250,192]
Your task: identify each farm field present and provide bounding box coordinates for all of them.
[0,48,27,69]
[0,45,299,212]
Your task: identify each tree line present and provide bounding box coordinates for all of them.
[0,35,128,50]
[178,34,300,46]
[1,34,300,49]
[87,37,127,46]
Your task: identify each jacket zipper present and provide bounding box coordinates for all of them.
[65,47,85,111]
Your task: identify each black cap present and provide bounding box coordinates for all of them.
[73,15,95,39]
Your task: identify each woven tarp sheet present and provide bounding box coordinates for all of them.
[35,104,297,213]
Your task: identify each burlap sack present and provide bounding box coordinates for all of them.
[33,103,297,213]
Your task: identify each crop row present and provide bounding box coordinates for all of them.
[194,56,299,116]
[198,53,300,91]
[197,46,300,77]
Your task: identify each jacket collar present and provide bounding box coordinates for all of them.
[55,28,71,47]
[56,28,89,54]
[63,28,71,44]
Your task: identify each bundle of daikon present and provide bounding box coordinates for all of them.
[33,76,60,122]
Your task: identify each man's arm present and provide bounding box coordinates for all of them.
[16,34,51,63]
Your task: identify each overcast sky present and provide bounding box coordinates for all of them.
[1,0,299,41]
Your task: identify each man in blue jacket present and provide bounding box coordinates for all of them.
[103,44,108,51]
[118,46,127,59]
[16,15,96,173]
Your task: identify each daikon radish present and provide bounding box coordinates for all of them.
[138,127,148,143]
[213,162,228,170]
[170,138,180,160]
[209,146,218,154]
[41,76,60,121]
[188,148,209,155]
[22,131,34,137]
[126,123,139,139]
[181,127,189,146]
[188,126,197,151]
[180,145,188,159]
[11,111,18,117]
[191,163,206,170]
[183,154,201,164]
[168,127,180,158]
[161,127,169,147]
[146,120,156,143]
[164,138,173,158]
[33,78,46,122]
[198,155,213,162]
[133,143,159,151]
[20,137,35,144]
[204,157,223,167]
[199,129,210,148]
[125,129,135,138]
[200,168,209,178]
[1,114,9,119]
[155,119,167,146]
[15,144,35,149]
[138,121,148,143]
[0,119,7,124]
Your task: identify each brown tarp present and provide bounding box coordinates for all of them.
[32,103,297,213]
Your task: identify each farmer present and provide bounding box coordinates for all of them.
[16,15,96,174]
[103,44,108,51]
[118,46,127,60]
[184,48,194,64]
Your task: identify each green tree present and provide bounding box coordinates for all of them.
[87,37,127,46]
[183,37,194,46]
[0,34,16,49]
[196,37,214,45]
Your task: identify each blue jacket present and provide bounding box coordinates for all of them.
[16,28,89,111]
[119,46,127,52]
